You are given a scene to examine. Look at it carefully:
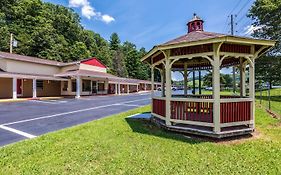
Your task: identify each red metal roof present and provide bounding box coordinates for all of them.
[81,58,107,68]
[162,31,226,46]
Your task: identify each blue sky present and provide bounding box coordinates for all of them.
[44,0,255,50]
[43,0,255,80]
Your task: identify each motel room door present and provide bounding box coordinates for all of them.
[92,81,97,95]
[17,79,23,96]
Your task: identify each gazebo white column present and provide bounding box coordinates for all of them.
[32,79,37,98]
[249,59,255,127]
[75,76,81,98]
[184,62,188,96]
[127,84,129,94]
[240,58,246,97]
[165,58,171,126]
[161,68,165,97]
[137,84,139,92]
[144,83,147,91]
[151,66,155,96]
[12,77,17,99]
[212,44,221,133]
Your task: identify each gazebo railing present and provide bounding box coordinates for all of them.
[170,98,214,126]
[152,96,253,130]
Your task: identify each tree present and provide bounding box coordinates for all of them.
[112,49,127,77]
[248,0,281,55]
[203,72,226,87]
[222,74,233,88]
[255,56,281,88]
[137,47,151,80]
[248,0,281,87]
[123,41,140,78]
[109,33,121,51]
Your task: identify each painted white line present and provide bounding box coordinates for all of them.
[0,125,36,138]
[2,98,150,126]
[118,104,141,107]
[30,100,67,104]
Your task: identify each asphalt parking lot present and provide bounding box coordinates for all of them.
[0,93,151,147]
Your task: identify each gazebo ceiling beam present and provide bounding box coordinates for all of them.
[169,52,213,60]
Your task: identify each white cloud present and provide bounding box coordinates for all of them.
[69,0,88,7]
[81,5,96,19]
[69,0,115,23]
[101,14,115,24]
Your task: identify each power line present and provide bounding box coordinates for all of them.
[228,0,243,16]
[222,0,243,34]
[236,0,252,16]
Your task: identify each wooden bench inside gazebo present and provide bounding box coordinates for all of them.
[142,14,275,138]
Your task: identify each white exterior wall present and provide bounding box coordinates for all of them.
[5,60,60,75]
[0,59,7,71]
[79,63,107,73]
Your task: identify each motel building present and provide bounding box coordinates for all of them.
[0,52,159,99]
[142,14,275,138]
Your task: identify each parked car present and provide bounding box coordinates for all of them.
[156,87,177,91]
[205,87,212,91]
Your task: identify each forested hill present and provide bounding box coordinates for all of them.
[0,0,150,80]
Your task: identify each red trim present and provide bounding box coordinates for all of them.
[81,58,107,68]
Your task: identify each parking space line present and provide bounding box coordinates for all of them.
[2,98,150,126]
[0,125,36,139]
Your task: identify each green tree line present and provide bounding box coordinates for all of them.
[0,0,151,80]
[248,0,281,87]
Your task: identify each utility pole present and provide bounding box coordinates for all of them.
[10,33,13,53]
[230,14,236,93]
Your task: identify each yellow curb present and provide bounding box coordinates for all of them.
[0,99,28,103]
[0,97,65,103]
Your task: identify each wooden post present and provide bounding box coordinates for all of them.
[240,58,246,97]
[184,62,188,96]
[249,59,255,128]
[151,66,155,97]
[199,70,202,95]
[10,33,13,53]
[165,58,171,126]
[161,65,166,97]
[212,44,221,133]
[192,71,196,94]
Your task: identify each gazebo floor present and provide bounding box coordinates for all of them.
[151,117,254,139]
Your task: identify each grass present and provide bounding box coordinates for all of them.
[0,105,281,174]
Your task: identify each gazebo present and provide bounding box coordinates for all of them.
[142,14,275,138]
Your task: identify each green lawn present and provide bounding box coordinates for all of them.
[0,105,281,174]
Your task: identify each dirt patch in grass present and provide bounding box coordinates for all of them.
[216,130,263,145]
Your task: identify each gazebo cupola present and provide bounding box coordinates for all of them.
[141,14,276,138]
[187,13,204,33]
